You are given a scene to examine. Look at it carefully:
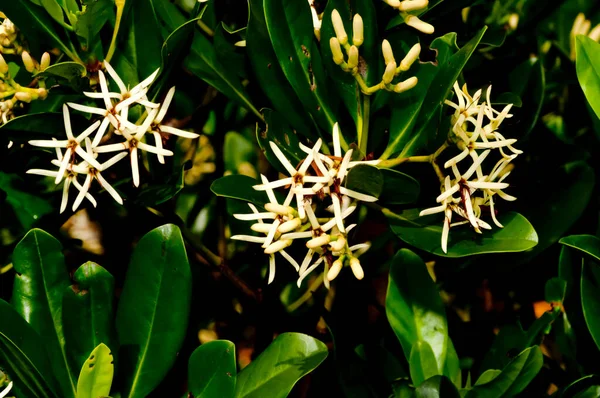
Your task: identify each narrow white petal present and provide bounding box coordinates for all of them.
[299,249,315,275]
[280,249,300,271]
[280,231,313,240]
[159,125,199,139]
[231,235,266,244]
[131,67,160,95]
[63,104,73,140]
[297,257,323,287]
[463,150,490,180]
[234,212,276,221]
[135,108,158,139]
[60,178,71,213]
[72,177,97,207]
[268,255,276,284]
[332,123,342,157]
[68,102,107,116]
[91,118,110,147]
[157,86,176,123]
[95,143,128,153]
[55,147,72,184]
[253,178,293,191]
[269,141,297,176]
[337,150,353,183]
[466,181,509,190]
[75,146,103,170]
[76,120,101,143]
[152,132,165,164]
[131,147,140,187]
[27,169,59,177]
[420,204,446,216]
[72,174,92,211]
[137,141,174,156]
[103,60,127,94]
[262,219,281,248]
[260,174,278,205]
[332,194,345,233]
[96,173,123,204]
[29,139,69,148]
[339,187,378,202]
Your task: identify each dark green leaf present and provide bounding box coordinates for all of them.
[508,57,545,137]
[559,375,600,397]
[410,341,440,387]
[576,35,600,120]
[63,262,117,374]
[466,346,543,398]
[116,224,192,398]
[211,175,270,208]
[388,210,538,257]
[559,235,600,263]
[581,262,600,352]
[386,0,444,30]
[346,164,384,199]
[11,229,76,398]
[234,332,328,398]
[74,0,113,52]
[256,109,306,174]
[545,277,567,304]
[386,249,448,372]
[0,173,53,230]
[188,340,236,397]
[0,112,87,142]
[34,62,87,90]
[134,165,185,206]
[474,370,501,386]
[415,375,460,398]
[75,343,114,398]
[0,299,59,398]
[379,168,420,205]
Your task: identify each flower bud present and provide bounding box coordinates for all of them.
[264,239,292,254]
[461,7,470,23]
[400,43,421,71]
[327,259,344,281]
[329,236,346,252]
[265,203,294,216]
[353,14,364,47]
[331,9,348,45]
[398,0,428,12]
[394,76,418,93]
[278,218,302,233]
[382,61,397,85]
[21,51,35,73]
[40,52,51,71]
[349,257,364,280]
[306,234,331,249]
[385,0,401,6]
[382,39,395,65]
[330,37,345,65]
[37,87,48,100]
[405,15,435,34]
[347,45,359,69]
[589,24,600,41]
[15,91,32,103]
[251,223,273,234]
[0,54,8,74]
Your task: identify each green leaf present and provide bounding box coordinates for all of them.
[246,0,315,137]
[63,262,117,374]
[40,0,67,29]
[0,172,53,230]
[345,164,384,199]
[0,299,59,398]
[559,235,600,263]
[0,112,87,142]
[443,339,461,388]
[415,375,461,398]
[188,340,236,397]
[559,375,600,397]
[11,229,76,398]
[508,57,545,137]
[382,33,457,159]
[386,249,448,372]
[545,277,567,304]
[34,62,87,90]
[263,0,337,131]
[256,109,306,174]
[576,35,600,120]
[134,165,185,206]
[234,332,328,398]
[581,262,600,352]
[388,210,538,257]
[116,224,192,398]
[474,370,502,386]
[74,0,113,52]
[466,346,543,398]
[211,175,270,207]
[379,168,420,205]
[410,341,440,387]
[184,30,262,121]
[75,343,114,398]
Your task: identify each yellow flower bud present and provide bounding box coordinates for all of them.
[382,61,397,85]
[22,51,35,73]
[353,14,364,47]
[347,45,359,69]
[349,257,364,280]
[0,54,8,74]
[265,203,294,215]
[15,91,32,103]
[400,43,421,71]
[405,15,435,34]
[394,76,418,93]
[327,259,344,281]
[385,0,401,7]
[331,9,348,45]
[398,0,429,12]
[37,87,48,100]
[40,52,51,71]
[382,39,395,65]
[307,234,331,249]
[264,239,293,254]
[251,223,273,234]
[330,37,345,65]
[589,24,600,41]
[278,218,302,233]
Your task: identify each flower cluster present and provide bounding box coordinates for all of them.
[329,9,420,95]
[420,82,521,253]
[27,61,199,213]
[231,123,378,287]
[382,0,434,34]
[0,16,22,54]
[570,13,600,60]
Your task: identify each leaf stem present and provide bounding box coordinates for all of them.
[358,94,370,156]
[105,0,126,63]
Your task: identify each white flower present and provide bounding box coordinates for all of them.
[0,381,13,398]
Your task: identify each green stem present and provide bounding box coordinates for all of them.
[105,0,126,63]
[286,273,324,312]
[358,94,370,156]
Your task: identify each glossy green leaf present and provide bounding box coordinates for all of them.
[545,277,567,304]
[508,57,545,137]
[211,175,270,207]
[443,339,461,388]
[0,172,53,230]
[116,224,192,398]
[559,375,600,397]
[34,62,87,90]
[0,299,58,398]
[246,0,315,137]
[386,249,448,372]
[40,0,67,29]
[74,0,113,51]
[263,0,337,131]
[188,340,236,397]
[415,375,460,398]
[382,33,457,159]
[379,168,420,205]
[559,235,600,262]
[256,109,306,174]
[389,210,538,257]
[63,262,116,374]
[11,229,76,398]
[234,332,328,398]
[410,341,440,387]
[466,346,543,398]
[134,166,185,206]
[346,164,384,199]
[581,262,600,351]
[576,35,600,120]
[184,31,262,121]
[474,370,502,386]
[75,343,114,398]
[0,112,87,141]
